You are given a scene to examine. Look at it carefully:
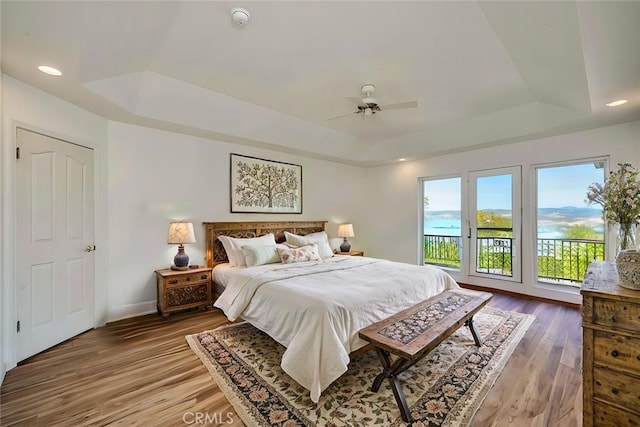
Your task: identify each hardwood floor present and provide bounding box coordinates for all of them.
[0,294,582,426]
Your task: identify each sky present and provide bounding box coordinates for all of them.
[424,162,605,211]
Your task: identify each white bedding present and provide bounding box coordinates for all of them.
[213,256,459,403]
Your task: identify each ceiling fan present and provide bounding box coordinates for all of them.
[327,84,418,120]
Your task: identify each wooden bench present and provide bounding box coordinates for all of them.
[358,289,493,422]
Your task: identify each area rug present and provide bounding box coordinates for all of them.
[186,307,534,426]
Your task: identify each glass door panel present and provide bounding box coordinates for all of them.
[469,167,521,282]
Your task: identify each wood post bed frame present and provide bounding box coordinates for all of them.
[203,220,327,268]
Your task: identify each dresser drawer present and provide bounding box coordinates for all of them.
[165,271,211,286]
[593,298,640,332]
[594,401,640,426]
[166,282,211,309]
[594,366,640,411]
[593,330,640,375]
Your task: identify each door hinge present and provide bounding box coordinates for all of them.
[17,320,20,333]
[16,147,20,159]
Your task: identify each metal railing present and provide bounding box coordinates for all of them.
[476,236,512,276]
[423,234,605,285]
[537,238,605,284]
[423,235,462,267]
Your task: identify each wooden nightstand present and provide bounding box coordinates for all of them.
[336,250,364,256]
[155,267,213,317]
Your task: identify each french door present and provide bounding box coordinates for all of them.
[468,167,521,282]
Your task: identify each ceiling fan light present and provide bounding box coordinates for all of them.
[364,107,373,116]
[362,96,377,105]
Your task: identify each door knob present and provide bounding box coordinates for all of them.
[84,245,96,252]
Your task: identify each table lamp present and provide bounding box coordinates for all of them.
[338,223,354,253]
[168,222,196,270]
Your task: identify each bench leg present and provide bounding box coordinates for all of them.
[372,347,415,423]
[465,316,483,347]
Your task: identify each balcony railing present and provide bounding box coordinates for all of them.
[424,234,605,285]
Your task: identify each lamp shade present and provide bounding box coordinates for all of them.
[337,223,354,238]
[167,222,196,245]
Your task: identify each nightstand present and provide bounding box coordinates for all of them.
[336,250,364,256]
[155,267,213,317]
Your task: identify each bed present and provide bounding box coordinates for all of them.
[204,220,460,403]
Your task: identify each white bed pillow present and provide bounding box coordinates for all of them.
[284,231,333,259]
[241,244,285,267]
[277,244,322,264]
[218,233,277,266]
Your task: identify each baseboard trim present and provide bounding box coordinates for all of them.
[108,301,156,322]
[458,282,581,309]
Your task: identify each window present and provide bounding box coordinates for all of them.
[420,160,605,289]
[422,177,462,269]
[536,161,606,287]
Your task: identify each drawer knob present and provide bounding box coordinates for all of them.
[611,350,619,357]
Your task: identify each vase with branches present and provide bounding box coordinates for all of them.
[586,162,640,253]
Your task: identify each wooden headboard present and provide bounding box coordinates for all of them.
[203,220,327,268]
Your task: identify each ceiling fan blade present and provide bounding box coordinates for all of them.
[325,110,359,121]
[380,100,418,110]
[346,96,367,107]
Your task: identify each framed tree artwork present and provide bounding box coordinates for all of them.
[230,153,302,213]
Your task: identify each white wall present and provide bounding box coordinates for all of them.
[364,120,640,304]
[106,123,367,320]
[1,76,109,372]
[0,77,367,373]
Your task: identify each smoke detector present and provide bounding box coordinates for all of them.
[231,7,250,25]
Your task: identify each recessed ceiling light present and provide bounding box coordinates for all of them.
[38,65,62,76]
[398,158,407,162]
[605,99,627,107]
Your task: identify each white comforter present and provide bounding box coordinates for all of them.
[214,256,459,403]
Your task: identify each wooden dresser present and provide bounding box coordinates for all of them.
[581,261,640,426]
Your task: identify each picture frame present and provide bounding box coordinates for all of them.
[230,153,302,213]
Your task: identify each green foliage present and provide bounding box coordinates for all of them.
[565,225,603,240]
[477,211,512,237]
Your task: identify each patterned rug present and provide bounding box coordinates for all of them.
[186,307,534,426]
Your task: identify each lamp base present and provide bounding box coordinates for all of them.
[340,238,351,253]
[172,245,190,270]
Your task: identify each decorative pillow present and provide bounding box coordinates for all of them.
[218,233,277,267]
[284,231,333,259]
[277,244,322,264]
[241,244,285,267]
